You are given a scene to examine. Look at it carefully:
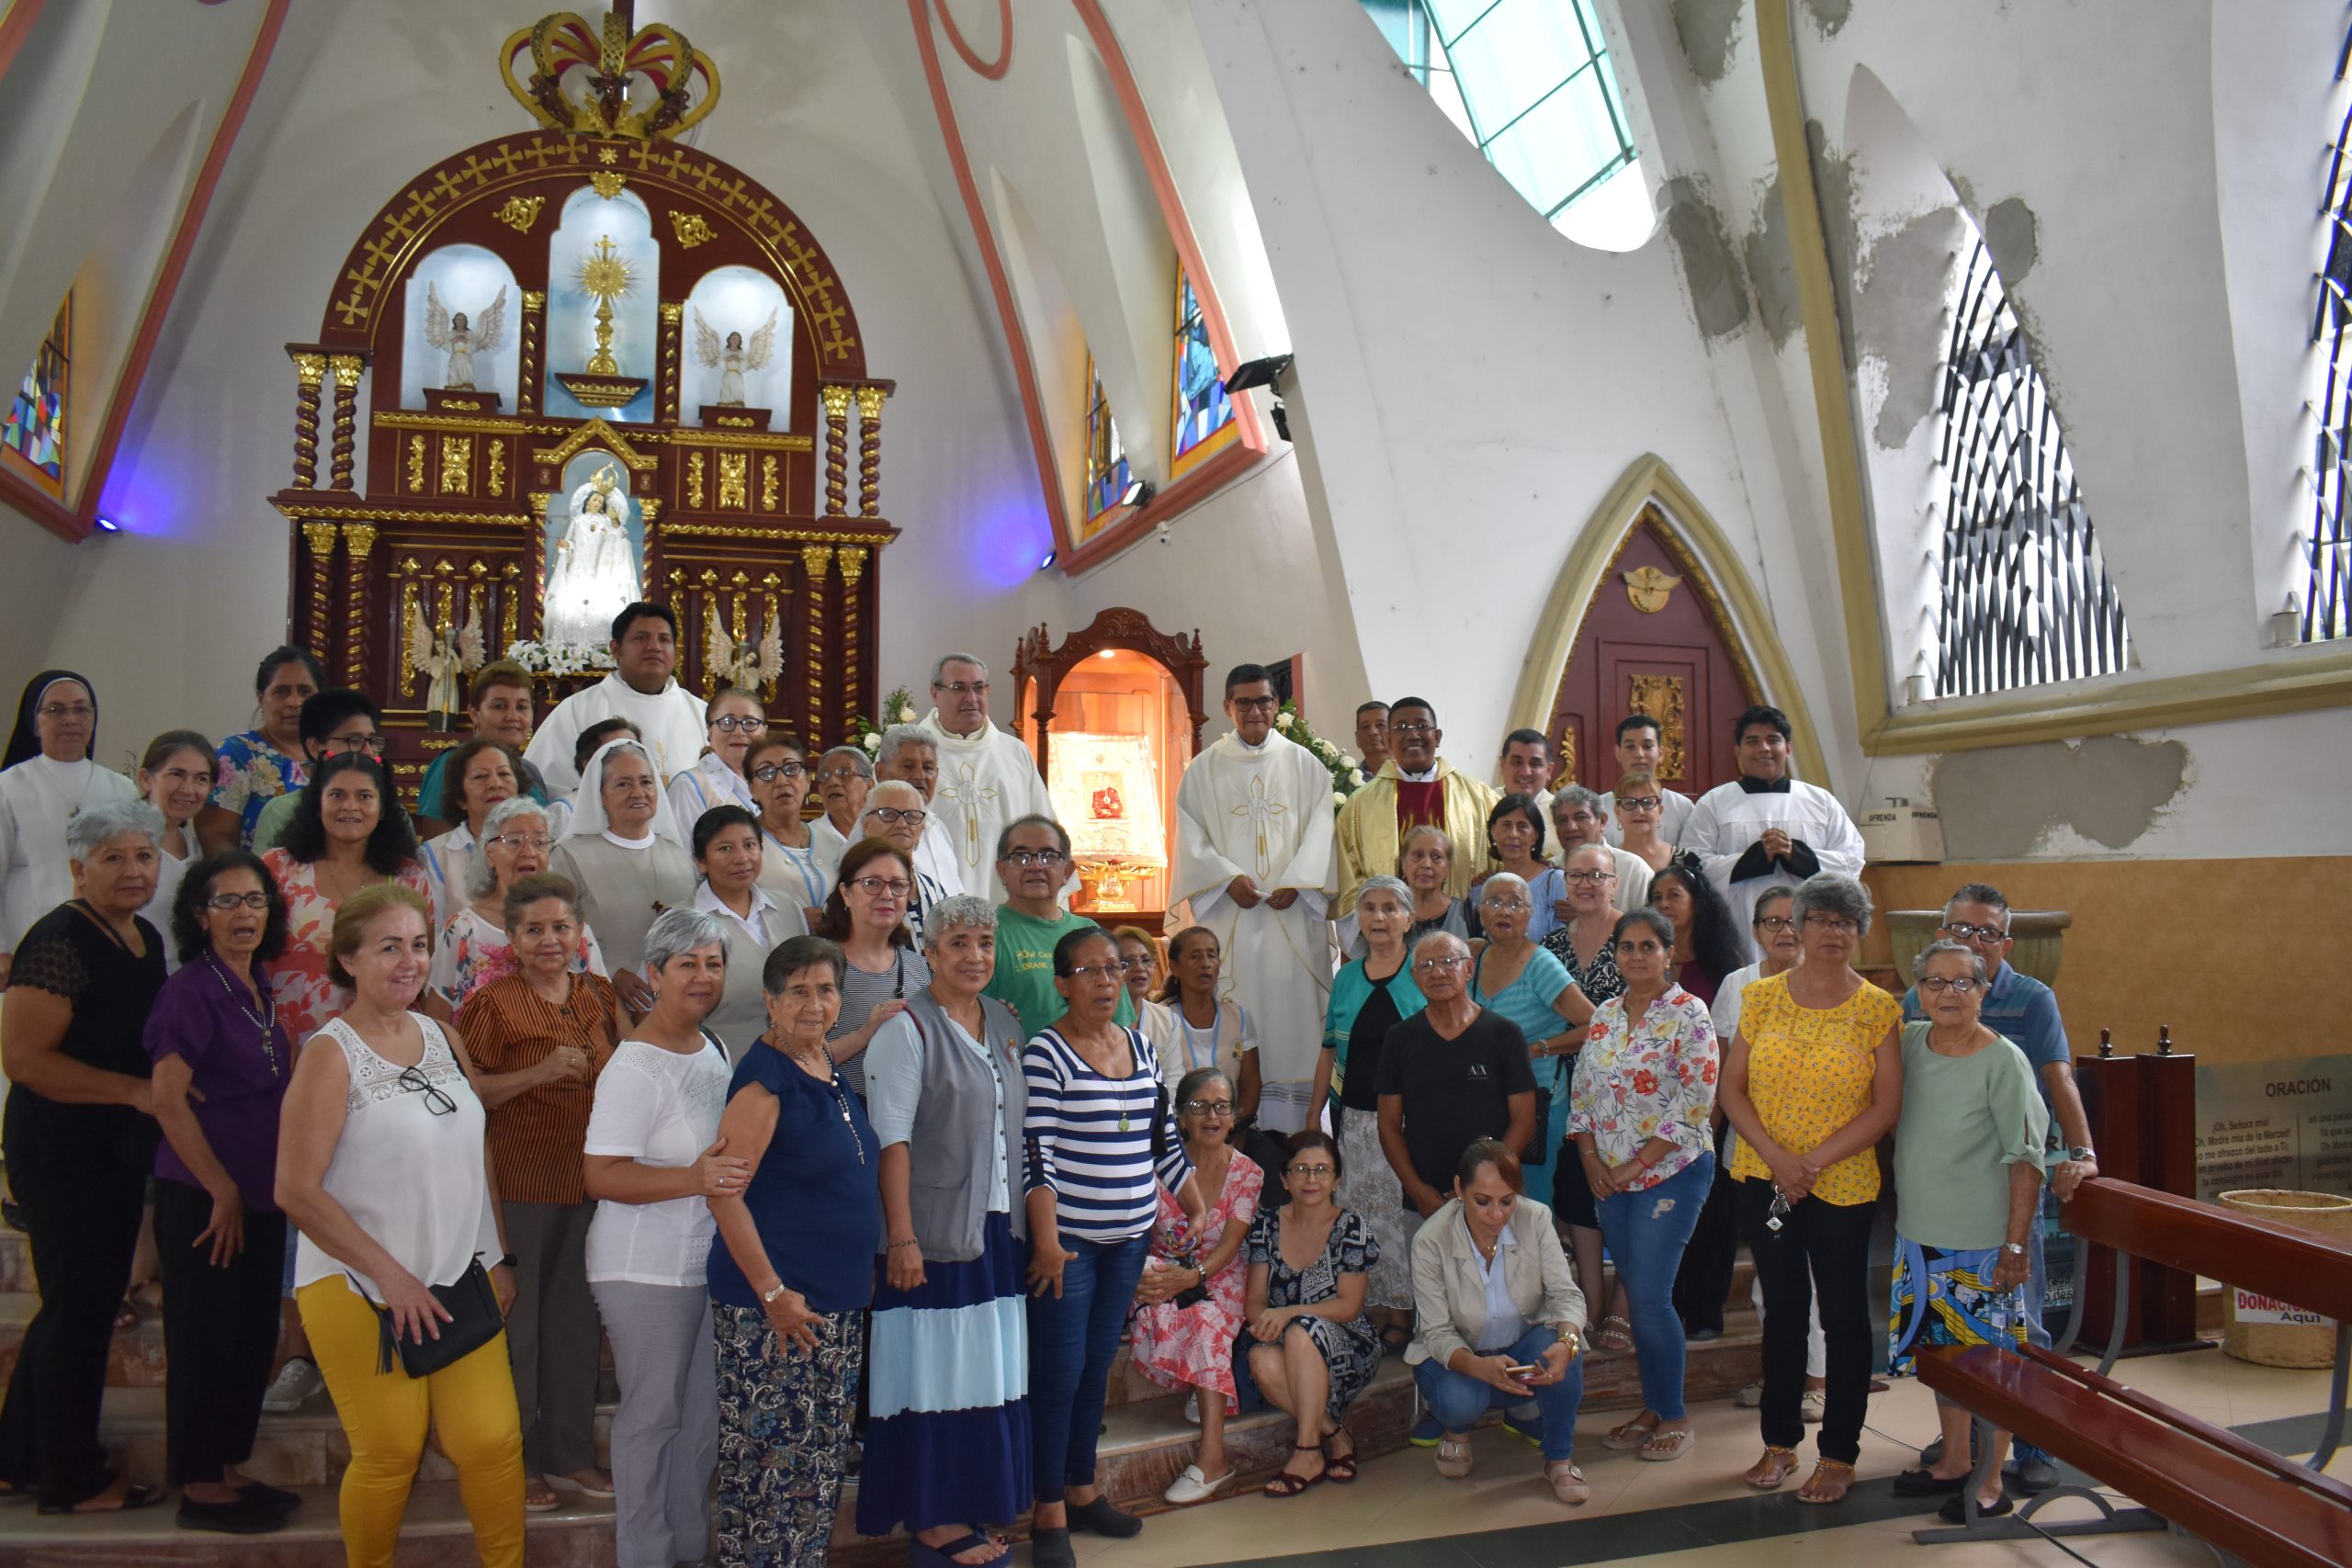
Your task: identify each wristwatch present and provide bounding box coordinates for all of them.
[2000,1241,2028,1257]
[2066,1146,2097,1163]
[761,1281,789,1304]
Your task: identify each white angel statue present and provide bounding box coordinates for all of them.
[693,306,776,406]
[542,466,643,650]
[423,282,507,391]
[409,601,486,730]
[705,601,784,694]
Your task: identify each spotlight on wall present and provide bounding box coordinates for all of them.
[92,516,121,533]
[1120,479,1155,509]
[1222,354,1293,394]
[1037,549,1057,571]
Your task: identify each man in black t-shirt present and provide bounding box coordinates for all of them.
[1375,932,1538,1217]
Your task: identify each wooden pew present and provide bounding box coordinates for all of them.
[1916,1179,2352,1567]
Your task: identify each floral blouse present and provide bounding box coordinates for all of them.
[211,731,306,848]
[1544,920,1626,1010]
[261,849,433,1045]
[430,905,608,1011]
[1567,985,1719,1190]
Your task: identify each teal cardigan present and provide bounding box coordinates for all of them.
[1323,957,1428,1111]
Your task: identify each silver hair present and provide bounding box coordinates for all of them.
[643,907,728,973]
[66,797,163,859]
[1355,874,1412,909]
[1563,840,1613,871]
[596,740,653,784]
[1914,937,1989,983]
[1398,823,1453,861]
[818,743,874,780]
[876,724,937,771]
[864,778,923,818]
[1751,885,1797,919]
[467,796,551,899]
[1478,871,1530,908]
[931,651,989,686]
[1792,871,1875,936]
[1411,929,1468,962]
[922,894,998,948]
[1552,784,1607,818]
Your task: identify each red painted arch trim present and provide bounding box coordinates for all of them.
[68,0,289,541]
[936,0,1012,80]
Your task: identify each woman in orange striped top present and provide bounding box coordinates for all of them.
[454,871,622,1512]
[1717,872,1902,1506]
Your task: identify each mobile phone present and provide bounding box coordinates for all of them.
[1502,1363,1541,1379]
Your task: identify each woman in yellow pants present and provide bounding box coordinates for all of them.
[277,882,525,1566]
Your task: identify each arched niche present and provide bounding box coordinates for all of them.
[401,244,523,409]
[544,185,660,423]
[680,264,794,423]
[1507,454,1828,785]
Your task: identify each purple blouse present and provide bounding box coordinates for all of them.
[142,951,293,1210]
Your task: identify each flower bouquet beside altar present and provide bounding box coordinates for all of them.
[1275,700,1362,809]
[851,686,921,754]
[505,639,616,677]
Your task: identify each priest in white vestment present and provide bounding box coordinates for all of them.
[1173,669,1338,1134]
[916,653,1057,902]
[526,604,708,795]
[1679,705,1865,961]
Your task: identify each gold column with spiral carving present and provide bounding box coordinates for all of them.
[799,545,833,740]
[500,561,522,651]
[659,303,683,423]
[519,291,546,415]
[820,386,851,516]
[854,385,887,516]
[340,524,379,684]
[837,546,867,722]
[328,356,363,491]
[290,354,325,488]
[301,522,337,653]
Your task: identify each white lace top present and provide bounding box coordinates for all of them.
[292,1013,502,1298]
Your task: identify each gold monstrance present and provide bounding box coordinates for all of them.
[553,233,649,408]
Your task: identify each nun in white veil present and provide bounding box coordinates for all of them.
[547,737,695,1010]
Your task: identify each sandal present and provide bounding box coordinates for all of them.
[1604,1412,1661,1450]
[1596,1314,1634,1354]
[1796,1458,1856,1505]
[1743,1445,1800,1490]
[39,1482,164,1516]
[1380,1324,1412,1357]
[1262,1443,1326,1498]
[1639,1424,1694,1462]
[911,1529,1008,1566]
[1324,1427,1358,1483]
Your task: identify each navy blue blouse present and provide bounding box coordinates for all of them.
[707,1038,880,1314]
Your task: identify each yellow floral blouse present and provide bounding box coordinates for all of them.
[1727,972,1903,1205]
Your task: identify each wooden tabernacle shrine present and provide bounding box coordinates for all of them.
[269,6,897,804]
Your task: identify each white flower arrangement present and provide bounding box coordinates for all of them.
[894,704,919,724]
[1275,711,1295,731]
[1277,699,1363,809]
[861,732,882,752]
[504,639,615,676]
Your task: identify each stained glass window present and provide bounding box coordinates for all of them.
[1361,0,1650,250]
[1082,353,1130,533]
[2303,17,2352,641]
[1170,266,1236,478]
[1,296,69,498]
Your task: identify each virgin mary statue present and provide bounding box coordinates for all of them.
[543,466,642,649]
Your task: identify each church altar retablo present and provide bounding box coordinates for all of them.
[269,7,897,804]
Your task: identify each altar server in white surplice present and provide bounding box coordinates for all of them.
[526,604,707,797]
[916,652,1057,903]
[1173,666,1339,1134]
[1679,704,1865,962]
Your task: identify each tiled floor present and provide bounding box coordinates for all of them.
[1057,1347,2348,1567]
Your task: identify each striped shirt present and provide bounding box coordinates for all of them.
[455,970,622,1204]
[1022,1025,1190,1243]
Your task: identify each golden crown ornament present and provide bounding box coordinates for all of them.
[501,9,720,142]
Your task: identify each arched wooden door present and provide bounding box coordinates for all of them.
[1546,508,1761,796]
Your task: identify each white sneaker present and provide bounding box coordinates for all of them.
[1184,1392,1200,1425]
[1163,1462,1234,1505]
[1801,1388,1826,1423]
[262,1357,323,1414]
[1736,1381,1763,1408]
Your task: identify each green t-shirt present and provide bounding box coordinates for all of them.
[1892,1021,2049,1251]
[984,904,1136,1039]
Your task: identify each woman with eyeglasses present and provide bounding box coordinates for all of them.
[1549,788,1650,914]
[1021,925,1192,1567]
[813,838,926,1100]
[860,895,1031,1564]
[746,732,831,915]
[1570,908,1718,1466]
[808,745,875,876]
[707,935,879,1568]
[692,806,808,1055]
[1717,872,1902,1506]
[1538,842,1624,1334]
[1131,1066,1265,1506]
[135,730,219,972]
[666,687,766,831]
[1611,770,1679,878]
[0,671,139,992]
[1887,939,2046,1524]
[429,797,606,1014]
[1470,869,1593,1227]
[455,872,623,1512]
[1483,795,1563,942]
[143,851,298,1532]
[1244,1128,1380,1497]
[550,738,695,1016]
[1312,874,1425,1346]
[418,737,523,933]
[261,753,430,1049]
[277,883,525,1566]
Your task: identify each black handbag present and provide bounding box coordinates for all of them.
[358,1258,504,1378]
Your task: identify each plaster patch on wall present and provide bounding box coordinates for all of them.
[1805,120,1860,369]
[1983,197,2038,284]
[1745,175,1800,346]
[1930,735,2190,858]
[1801,0,1853,35]
[1664,176,1751,339]
[1670,0,1747,85]
[1857,205,1962,449]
